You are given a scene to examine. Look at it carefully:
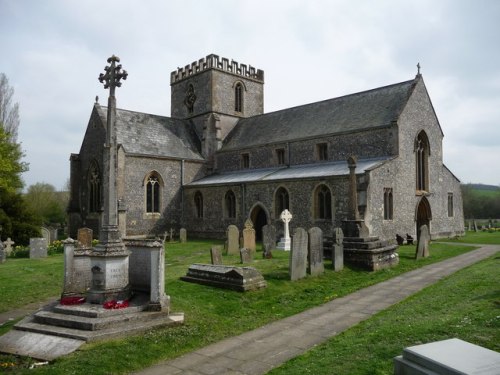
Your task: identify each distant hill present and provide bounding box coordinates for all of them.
[467,184,500,191]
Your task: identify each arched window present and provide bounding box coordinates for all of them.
[275,187,289,218]
[415,131,430,192]
[234,82,243,113]
[145,172,161,213]
[88,161,101,213]
[194,191,203,218]
[224,190,236,218]
[384,188,393,220]
[315,184,332,220]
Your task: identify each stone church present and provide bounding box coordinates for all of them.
[68,54,464,242]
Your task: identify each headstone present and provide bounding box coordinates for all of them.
[262,224,276,259]
[169,228,175,243]
[0,241,6,264]
[179,228,187,243]
[210,246,223,265]
[30,238,48,259]
[77,227,93,249]
[242,219,256,252]
[290,227,308,281]
[307,227,324,276]
[3,237,15,256]
[415,224,430,259]
[41,227,51,245]
[473,219,478,232]
[394,338,500,375]
[226,225,239,255]
[277,209,292,251]
[467,221,472,231]
[240,248,252,264]
[333,227,344,272]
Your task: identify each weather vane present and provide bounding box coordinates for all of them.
[98,55,128,96]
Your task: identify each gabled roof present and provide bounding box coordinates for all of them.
[95,105,203,161]
[221,79,417,151]
[188,157,391,186]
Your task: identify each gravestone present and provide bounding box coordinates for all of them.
[333,227,344,272]
[41,227,51,245]
[262,224,276,259]
[277,209,292,251]
[240,248,252,264]
[179,228,187,243]
[290,227,308,281]
[210,246,223,265]
[415,224,430,259]
[30,238,48,259]
[3,238,15,256]
[0,241,6,264]
[226,225,239,255]
[307,227,324,276]
[467,221,472,231]
[473,219,478,232]
[77,227,93,248]
[169,228,175,243]
[242,219,256,252]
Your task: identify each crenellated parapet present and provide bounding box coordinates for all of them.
[170,54,264,84]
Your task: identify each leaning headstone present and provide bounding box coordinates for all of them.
[210,246,223,265]
[41,227,51,245]
[240,248,252,264]
[308,227,324,276]
[242,219,256,252]
[333,227,344,271]
[77,227,93,249]
[0,241,6,264]
[226,225,239,255]
[262,224,276,259]
[277,209,292,251]
[3,237,15,257]
[290,227,308,281]
[30,238,48,259]
[179,228,187,243]
[415,224,430,259]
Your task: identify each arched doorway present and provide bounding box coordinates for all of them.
[250,204,268,241]
[415,196,432,236]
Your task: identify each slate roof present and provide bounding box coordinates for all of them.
[221,79,416,151]
[96,105,203,160]
[188,157,391,186]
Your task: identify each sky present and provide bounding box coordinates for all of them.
[1,0,499,190]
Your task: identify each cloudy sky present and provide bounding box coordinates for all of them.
[1,0,499,190]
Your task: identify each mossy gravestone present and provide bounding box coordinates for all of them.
[415,224,430,259]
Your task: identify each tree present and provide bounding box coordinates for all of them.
[24,183,68,226]
[0,73,20,142]
[0,126,27,193]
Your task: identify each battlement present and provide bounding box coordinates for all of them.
[170,54,264,84]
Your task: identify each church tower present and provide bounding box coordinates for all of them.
[170,54,264,163]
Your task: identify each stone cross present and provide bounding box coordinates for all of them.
[280,209,292,239]
[3,237,15,256]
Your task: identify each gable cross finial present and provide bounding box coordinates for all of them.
[417,62,421,76]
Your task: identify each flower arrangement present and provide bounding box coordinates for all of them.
[103,300,129,309]
[60,296,86,305]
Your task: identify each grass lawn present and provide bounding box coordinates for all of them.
[444,230,500,245]
[269,253,500,375]
[0,237,490,374]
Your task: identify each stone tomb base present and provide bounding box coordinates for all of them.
[181,264,267,292]
[0,293,183,361]
[394,338,500,374]
[343,236,399,271]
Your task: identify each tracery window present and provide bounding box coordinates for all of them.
[146,173,160,213]
[194,191,203,218]
[224,190,236,218]
[415,131,430,192]
[384,188,393,220]
[235,82,243,112]
[275,187,290,217]
[88,161,101,213]
[315,184,332,219]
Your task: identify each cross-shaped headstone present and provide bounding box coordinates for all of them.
[280,209,293,240]
[3,237,15,250]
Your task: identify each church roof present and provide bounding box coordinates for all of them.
[187,157,390,186]
[95,105,203,161]
[221,79,416,151]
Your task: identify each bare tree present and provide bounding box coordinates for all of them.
[0,73,20,142]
